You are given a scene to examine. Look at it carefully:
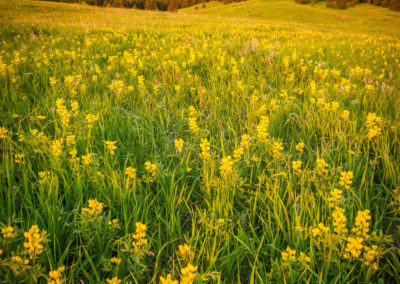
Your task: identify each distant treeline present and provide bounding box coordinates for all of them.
[42,0,246,11]
[295,0,400,10]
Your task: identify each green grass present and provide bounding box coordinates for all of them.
[0,0,399,283]
[182,0,400,36]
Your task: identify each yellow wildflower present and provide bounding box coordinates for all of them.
[81,153,92,165]
[51,139,64,157]
[233,147,244,161]
[39,171,52,185]
[240,134,251,150]
[48,266,65,284]
[178,244,193,260]
[11,256,29,265]
[0,127,8,139]
[292,160,302,174]
[295,142,304,153]
[110,257,121,265]
[364,245,378,266]
[55,98,70,128]
[104,141,117,155]
[180,264,197,284]
[86,113,99,129]
[272,142,283,159]
[332,207,348,236]
[339,171,353,189]
[220,155,234,177]
[327,188,342,208]
[351,209,371,240]
[299,252,311,263]
[316,158,329,175]
[174,138,184,153]
[145,161,157,176]
[341,110,350,120]
[188,106,199,134]
[160,274,178,284]
[23,225,46,258]
[257,115,269,143]
[14,153,25,164]
[106,277,121,284]
[199,138,211,160]
[49,77,57,86]
[366,113,382,141]
[281,246,296,262]
[66,135,75,147]
[71,100,79,116]
[312,223,329,238]
[344,236,364,259]
[125,166,137,179]
[132,222,148,250]
[82,199,103,215]
[2,226,15,238]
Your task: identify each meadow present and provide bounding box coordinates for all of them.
[0,0,400,283]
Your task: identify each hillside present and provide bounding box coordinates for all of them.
[2,0,400,35]
[181,0,400,35]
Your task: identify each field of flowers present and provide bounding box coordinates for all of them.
[1,0,400,283]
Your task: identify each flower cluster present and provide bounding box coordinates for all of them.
[339,171,353,189]
[281,246,296,262]
[327,188,342,208]
[82,199,104,216]
[106,277,122,284]
[365,113,382,141]
[178,244,193,262]
[51,139,64,157]
[125,166,137,180]
[180,263,198,284]
[351,209,371,240]
[104,141,117,155]
[188,106,199,134]
[332,206,348,236]
[0,126,9,139]
[272,141,283,159]
[86,113,99,129]
[56,98,71,128]
[233,147,244,161]
[132,222,148,251]
[220,155,234,177]
[364,245,378,266]
[344,236,364,259]
[311,223,329,238]
[240,134,251,150]
[295,142,304,153]
[292,160,302,175]
[2,225,15,238]
[160,274,178,284]
[256,115,269,143]
[144,161,157,183]
[315,158,329,175]
[199,138,211,161]
[23,225,46,258]
[48,266,65,284]
[81,153,91,165]
[39,171,52,185]
[174,138,184,153]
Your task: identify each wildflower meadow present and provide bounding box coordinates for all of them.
[0,0,400,283]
